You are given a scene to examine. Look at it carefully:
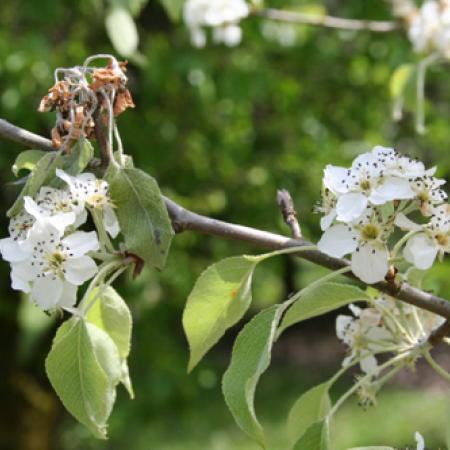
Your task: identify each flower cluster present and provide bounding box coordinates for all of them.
[408,0,450,56]
[39,56,134,150]
[336,294,444,376]
[317,146,448,283]
[0,170,119,311]
[183,0,250,47]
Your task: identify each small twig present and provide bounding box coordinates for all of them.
[0,119,54,151]
[429,320,450,347]
[255,8,399,33]
[277,189,302,239]
[93,109,112,170]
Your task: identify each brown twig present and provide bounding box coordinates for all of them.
[92,109,111,170]
[255,8,399,32]
[429,320,450,347]
[277,189,302,239]
[1,118,450,322]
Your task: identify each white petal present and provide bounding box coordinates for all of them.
[55,169,73,187]
[336,193,368,222]
[31,276,63,310]
[23,196,43,219]
[317,224,358,258]
[323,165,349,194]
[336,315,354,341]
[403,234,438,270]
[320,208,336,231]
[351,244,389,284]
[63,256,98,285]
[10,265,31,293]
[394,213,423,231]
[62,231,99,257]
[360,352,378,375]
[0,237,31,262]
[74,209,88,228]
[103,206,120,238]
[369,177,415,205]
[47,211,76,233]
[415,432,425,450]
[59,282,78,308]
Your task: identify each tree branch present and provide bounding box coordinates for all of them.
[255,8,399,33]
[277,189,302,239]
[1,118,450,323]
[0,119,54,151]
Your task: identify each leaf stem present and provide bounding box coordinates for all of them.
[423,350,450,383]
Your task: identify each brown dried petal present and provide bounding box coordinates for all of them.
[113,89,135,116]
[51,127,62,149]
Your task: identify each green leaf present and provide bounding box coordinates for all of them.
[107,166,174,270]
[389,63,415,100]
[62,138,94,176]
[12,149,46,177]
[45,318,121,438]
[183,256,258,371]
[160,0,184,21]
[293,420,329,450]
[287,382,331,446]
[8,151,63,217]
[86,286,134,398]
[105,6,139,57]
[222,305,283,447]
[279,282,369,333]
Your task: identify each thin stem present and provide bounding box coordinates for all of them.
[328,351,411,418]
[91,208,115,253]
[254,8,398,32]
[391,230,418,259]
[79,260,122,311]
[423,350,450,383]
[83,265,128,315]
[416,53,440,134]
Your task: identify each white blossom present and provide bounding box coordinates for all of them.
[183,0,249,47]
[408,0,450,56]
[317,207,391,284]
[2,224,99,310]
[323,147,416,223]
[403,203,450,269]
[56,169,120,238]
[336,304,393,374]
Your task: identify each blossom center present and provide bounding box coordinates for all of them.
[46,251,67,273]
[435,233,449,248]
[361,224,380,241]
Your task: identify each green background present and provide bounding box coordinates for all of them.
[0,0,449,449]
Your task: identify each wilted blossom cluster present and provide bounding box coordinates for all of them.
[317,146,449,284]
[0,170,119,311]
[183,0,250,47]
[407,0,450,55]
[336,294,444,377]
[39,56,134,150]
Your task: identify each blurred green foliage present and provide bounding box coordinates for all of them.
[0,0,449,449]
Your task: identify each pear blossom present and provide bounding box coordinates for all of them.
[317,207,391,284]
[408,0,450,56]
[183,0,249,47]
[403,204,450,269]
[409,172,447,215]
[1,224,99,310]
[8,210,35,241]
[324,147,416,223]
[56,169,120,238]
[336,304,393,374]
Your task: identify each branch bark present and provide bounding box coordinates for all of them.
[255,8,399,33]
[1,118,450,323]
